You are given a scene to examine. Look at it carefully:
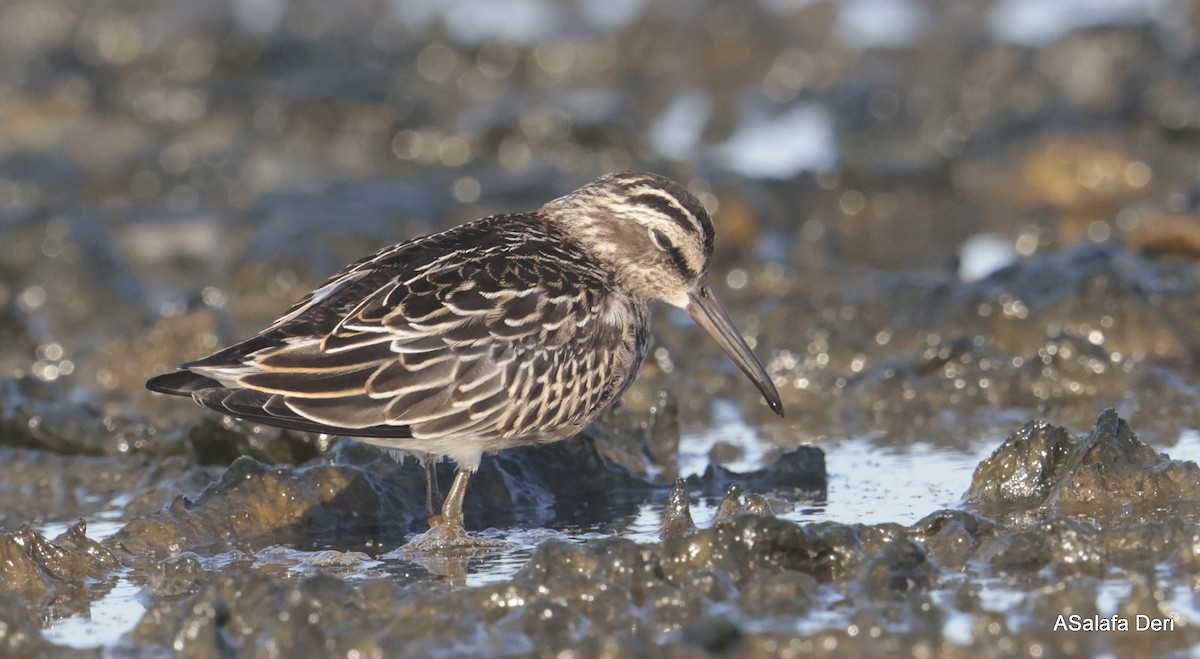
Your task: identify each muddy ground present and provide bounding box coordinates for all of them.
[1,0,1200,656]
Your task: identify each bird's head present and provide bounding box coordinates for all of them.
[544,171,784,417]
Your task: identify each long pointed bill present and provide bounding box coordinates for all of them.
[685,277,784,417]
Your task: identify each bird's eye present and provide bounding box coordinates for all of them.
[650,228,672,251]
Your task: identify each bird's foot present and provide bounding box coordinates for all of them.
[403,515,505,552]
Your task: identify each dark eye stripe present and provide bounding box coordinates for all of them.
[613,172,716,258]
[629,193,698,236]
[663,243,696,280]
[678,195,714,255]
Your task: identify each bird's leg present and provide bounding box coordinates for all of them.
[431,469,472,532]
[406,467,500,551]
[423,458,442,518]
[408,469,474,549]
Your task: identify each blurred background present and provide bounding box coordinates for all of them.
[4,0,1200,651]
[1,0,1198,428]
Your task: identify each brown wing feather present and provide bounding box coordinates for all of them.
[161,214,648,452]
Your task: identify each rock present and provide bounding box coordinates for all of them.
[966,409,1200,520]
[148,553,206,597]
[0,594,50,657]
[660,479,696,539]
[0,520,119,610]
[687,446,827,498]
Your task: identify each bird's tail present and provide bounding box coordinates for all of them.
[145,370,223,396]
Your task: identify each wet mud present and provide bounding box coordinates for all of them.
[2,0,1200,656]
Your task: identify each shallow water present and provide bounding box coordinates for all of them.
[40,425,1200,649]
[4,0,1200,654]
